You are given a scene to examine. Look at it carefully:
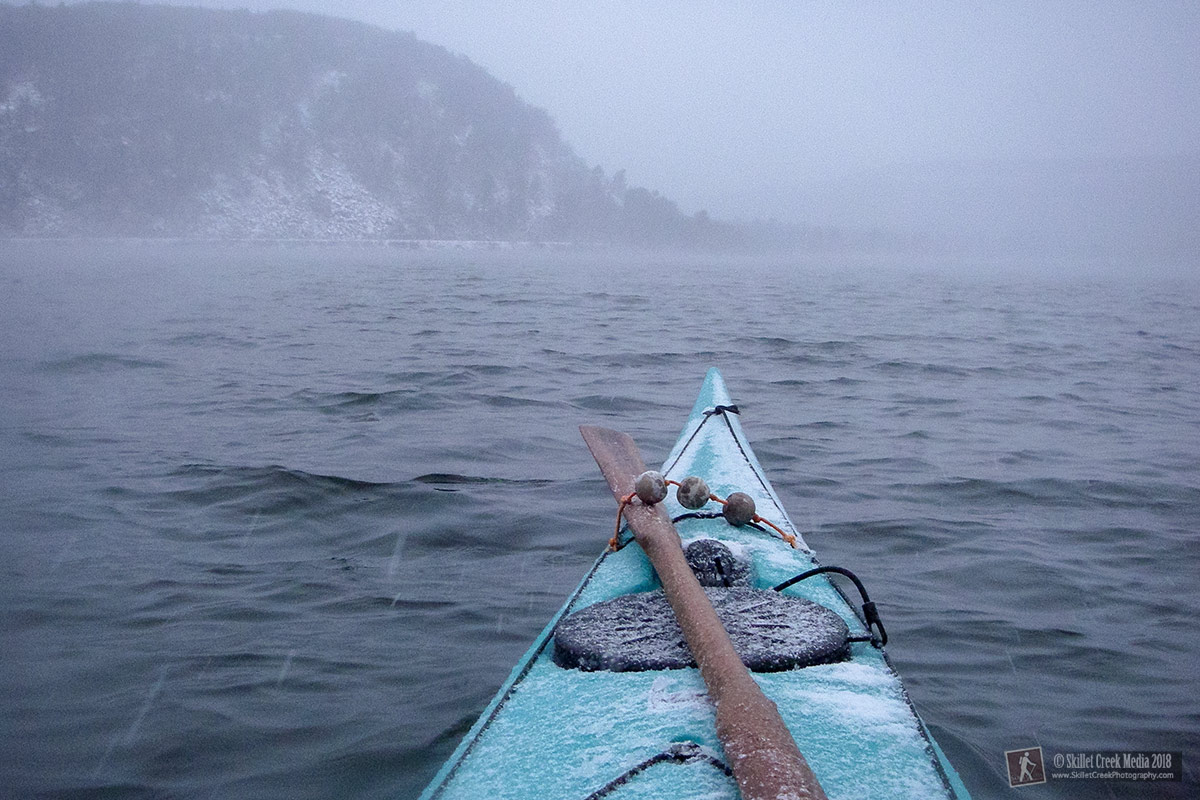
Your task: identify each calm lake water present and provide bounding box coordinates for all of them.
[1,242,1197,799]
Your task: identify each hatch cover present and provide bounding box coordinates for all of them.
[553,587,850,672]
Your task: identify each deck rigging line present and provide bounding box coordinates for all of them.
[580,742,733,800]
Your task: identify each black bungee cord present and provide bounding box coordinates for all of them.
[773,565,888,646]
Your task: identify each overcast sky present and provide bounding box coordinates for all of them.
[28,1,1200,220]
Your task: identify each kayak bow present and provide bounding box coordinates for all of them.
[580,424,827,800]
[419,368,971,800]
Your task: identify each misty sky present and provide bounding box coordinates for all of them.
[24,1,1200,221]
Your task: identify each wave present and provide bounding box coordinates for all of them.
[477,393,562,409]
[411,473,553,487]
[288,388,448,412]
[868,360,971,377]
[140,464,402,514]
[164,332,257,349]
[569,394,651,412]
[141,464,556,510]
[903,476,1200,510]
[173,463,393,490]
[42,353,171,373]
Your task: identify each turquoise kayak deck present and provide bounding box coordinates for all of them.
[419,369,971,799]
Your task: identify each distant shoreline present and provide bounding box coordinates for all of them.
[0,237,594,250]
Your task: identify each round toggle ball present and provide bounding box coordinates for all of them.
[634,470,668,505]
[723,492,756,526]
[676,476,711,509]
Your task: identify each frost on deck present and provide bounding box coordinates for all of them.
[421,370,967,800]
[430,649,950,799]
[428,510,954,799]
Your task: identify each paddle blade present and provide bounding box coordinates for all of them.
[579,425,647,499]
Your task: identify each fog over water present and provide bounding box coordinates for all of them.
[3,3,1199,796]
[29,0,1200,243]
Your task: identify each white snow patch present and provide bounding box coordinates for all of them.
[194,150,398,238]
[0,80,45,115]
[416,79,438,100]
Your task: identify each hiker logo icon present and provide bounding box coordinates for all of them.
[1006,746,1047,787]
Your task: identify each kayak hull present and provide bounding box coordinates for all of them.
[419,368,971,799]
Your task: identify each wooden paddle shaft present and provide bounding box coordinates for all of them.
[581,426,828,800]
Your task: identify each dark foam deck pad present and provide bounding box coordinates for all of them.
[553,587,851,673]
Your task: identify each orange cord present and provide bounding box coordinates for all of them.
[706,492,797,548]
[609,491,636,551]
[751,514,798,549]
[609,481,797,550]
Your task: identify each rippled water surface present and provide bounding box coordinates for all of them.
[1,243,1197,799]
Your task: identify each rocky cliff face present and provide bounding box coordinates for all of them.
[0,3,701,243]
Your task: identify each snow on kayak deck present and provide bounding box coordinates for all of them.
[426,517,956,799]
[428,647,950,799]
[766,654,953,799]
[420,369,969,800]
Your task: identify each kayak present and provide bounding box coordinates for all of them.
[419,368,972,799]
